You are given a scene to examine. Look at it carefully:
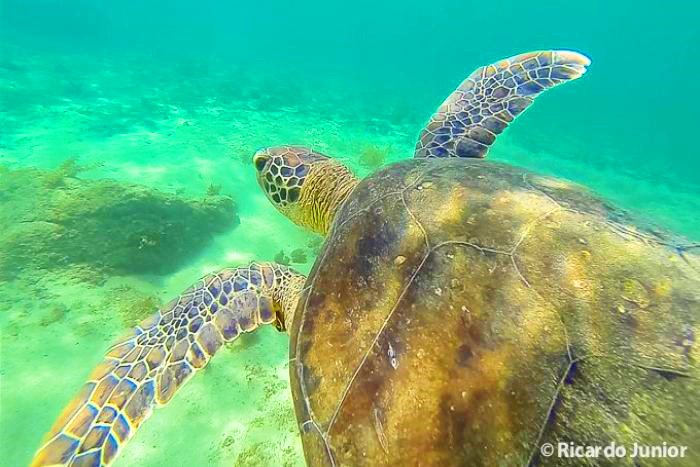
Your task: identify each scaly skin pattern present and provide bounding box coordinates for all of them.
[31,262,306,467]
[290,159,699,467]
[254,146,359,235]
[415,50,590,159]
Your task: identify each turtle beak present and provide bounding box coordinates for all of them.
[253,151,270,173]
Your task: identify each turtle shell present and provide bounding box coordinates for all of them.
[289,158,699,466]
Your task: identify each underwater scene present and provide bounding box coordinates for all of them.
[1,1,699,466]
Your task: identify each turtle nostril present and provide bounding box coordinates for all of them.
[253,154,269,173]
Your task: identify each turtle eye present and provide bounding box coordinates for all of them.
[253,154,269,173]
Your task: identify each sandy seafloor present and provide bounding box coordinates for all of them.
[1,42,699,467]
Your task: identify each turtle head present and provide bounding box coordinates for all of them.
[253,146,358,235]
[253,146,325,208]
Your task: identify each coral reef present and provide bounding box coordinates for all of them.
[0,164,238,279]
[306,236,324,256]
[289,248,307,263]
[206,183,222,196]
[108,286,162,327]
[43,158,83,188]
[273,250,291,266]
[273,246,312,266]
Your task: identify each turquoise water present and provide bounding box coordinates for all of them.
[1,1,698,466]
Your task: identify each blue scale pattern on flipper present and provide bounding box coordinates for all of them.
[406,50,590,167]
[208,277,221,297]
[215,308,240,339]
[109,379,137,409]
[172,361,193,385]
[71,450,102,467]
[32,263,308,467]
[124,379,155,424]
[483,117,507,133]
[198,323,224,355]
[233,277,248,291]
[96,406,117,424]
[188,342,208,367]
[259,296,274,322]
[517,80,544,96]
[43,434,80,464]
[68,404,99,437]
[189,316,203,332]
[102,434,119,465]
[203,292,213,305]
[80,426,110,452]
[250,270,263,287]
[456,139,487,158]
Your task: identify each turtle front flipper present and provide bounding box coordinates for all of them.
[415,50,590,159]
[31,262,306,467]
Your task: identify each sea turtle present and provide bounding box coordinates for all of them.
[32,50,699,467]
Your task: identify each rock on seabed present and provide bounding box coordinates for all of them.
[0,165,238,279]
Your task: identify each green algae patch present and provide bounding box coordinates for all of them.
[107,285,162,327]
[357,143,391,170]
[0,164,238,279]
